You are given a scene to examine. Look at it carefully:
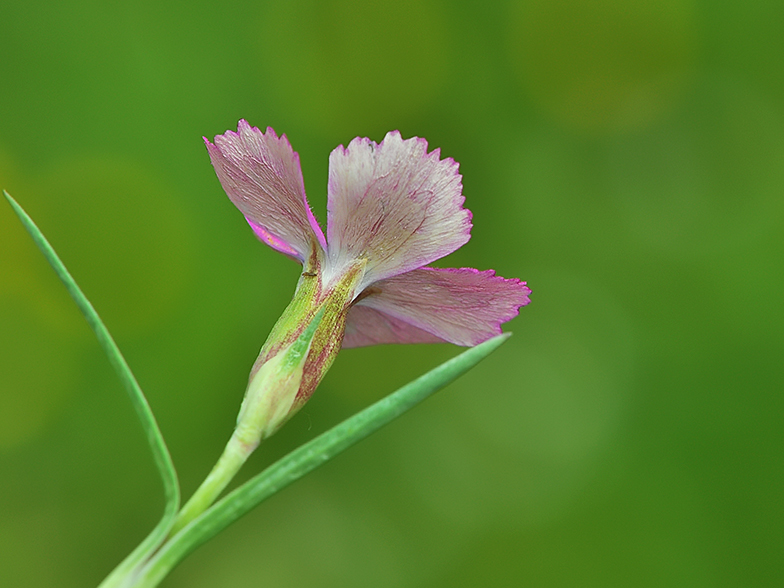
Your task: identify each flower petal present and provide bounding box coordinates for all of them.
[325,131,471,287]
[344,267,531,347]
[206,120,326,262]
[342,305,447,348]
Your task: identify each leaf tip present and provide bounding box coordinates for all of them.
[483,331,512,347]
[3,189,25,218]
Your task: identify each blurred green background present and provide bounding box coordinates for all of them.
[1,0,782,586]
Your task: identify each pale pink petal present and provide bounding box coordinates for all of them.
[206,120,326,262]
[342,305,447,348]
[345,267,531,347]
[325,131,472,288]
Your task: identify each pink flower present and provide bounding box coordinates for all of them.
[206,120,530,431]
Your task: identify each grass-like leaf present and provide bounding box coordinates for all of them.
[132,333,510,587]
[3,191,180,586]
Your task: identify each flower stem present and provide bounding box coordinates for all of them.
[170,431,253,535]
[170,307,325,536]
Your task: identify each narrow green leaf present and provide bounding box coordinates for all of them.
[133,333,510,587]
[3,191,180,585]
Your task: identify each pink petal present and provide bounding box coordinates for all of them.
[325,131,472,287]
[344,267,531,348]
[342,305,448,348]
[206,120,326,262]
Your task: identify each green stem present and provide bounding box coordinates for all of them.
[170,432,252,535]
[171,306,326,535]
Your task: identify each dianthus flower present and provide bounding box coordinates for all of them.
[205,120,531,441]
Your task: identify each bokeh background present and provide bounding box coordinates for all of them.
[1,1,782,586]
